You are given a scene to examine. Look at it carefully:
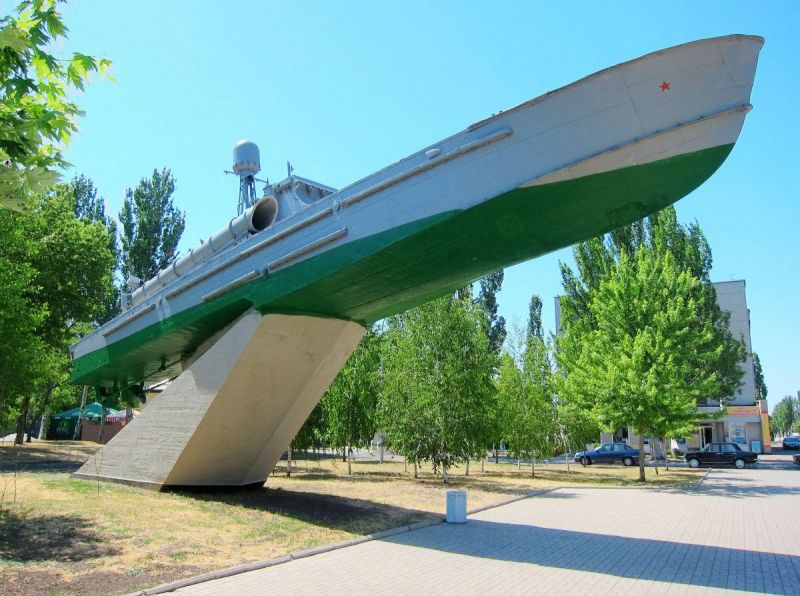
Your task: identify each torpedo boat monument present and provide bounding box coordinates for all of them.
[71,35,763,489]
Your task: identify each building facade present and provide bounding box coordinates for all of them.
[690,280,770,453]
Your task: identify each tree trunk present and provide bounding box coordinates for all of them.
[481,458,485,473]
[36,380,56,440]
[347,444,352,475]
[651,438,660,475]
[494,445,499,464]
[287,446,293,477]
[28,380,56,443]
[14,394,32,445]
[14,395,31,445]
[465,460,469,476]
[73,386,89,440]
[443,465,448,484]
[531,460,535,478]
[637,434,646,482]
[379,444,384,464]
[413,460,418,479]
[37,413,47,440]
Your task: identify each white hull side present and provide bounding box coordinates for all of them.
[71,35,762,364]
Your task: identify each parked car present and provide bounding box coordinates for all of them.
[782,436,800,450]
[574,443,639,466]
[793,453,800,466]
[684,443,757,469]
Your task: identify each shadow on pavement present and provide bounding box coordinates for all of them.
[387,519,798,593]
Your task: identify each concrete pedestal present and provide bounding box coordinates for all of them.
[73,310,365,489]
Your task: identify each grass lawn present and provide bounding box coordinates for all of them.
[0,443,702,595]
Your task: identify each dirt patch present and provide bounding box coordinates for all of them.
[0,509,119,562]
[0,564,206,596]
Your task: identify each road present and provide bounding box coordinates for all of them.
[175,455,800,595]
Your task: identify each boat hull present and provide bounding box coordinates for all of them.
[71,35,762,390]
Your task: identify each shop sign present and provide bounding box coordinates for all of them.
[726,405,759,416]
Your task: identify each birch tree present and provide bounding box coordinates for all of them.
[380,293,495,483]
[321,329,382,474]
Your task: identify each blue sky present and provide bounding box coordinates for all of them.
[54,1,798,407]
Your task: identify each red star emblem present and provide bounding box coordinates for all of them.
[660,81,671,92]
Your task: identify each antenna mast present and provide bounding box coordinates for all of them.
[231,141,261,215]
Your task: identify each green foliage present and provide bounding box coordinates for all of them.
[319,329,382,466]
[50,175,120,324]
[771,396,798,436]
[752,352,767,401]
[119,168,185,281]
[25,191,115,346]
[0,190,115,435]
[476,270,506,355]
[0,0,111,211]
[0,207,47,424]
[556,247,734,481]
[380,293,496,481]
[291,401,327,453]
[558,207,745,404]
[496,311,559,475]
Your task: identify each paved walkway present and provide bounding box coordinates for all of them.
[177,456,800,595]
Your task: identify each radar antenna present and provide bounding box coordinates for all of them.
[229,140,262,215]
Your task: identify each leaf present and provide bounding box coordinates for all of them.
[1,195,26,211]
[25,166,61,192]
[0,25,29,52]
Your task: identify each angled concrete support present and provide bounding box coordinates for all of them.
[73,310,365,489]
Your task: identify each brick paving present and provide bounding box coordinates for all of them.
[175,456,800,595]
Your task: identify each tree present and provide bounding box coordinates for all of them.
[52,175,120,323]
[292,402,328,454]
[380,293,496,483]
[556,249,736,482]
[1,190,115,442]
[496,304,559,477]
[0,0,111,211]
[771,396,798,437]
[320,329,382,474]
[558,207,744,404]
[753,352,767,402]
[119,168,185,281]
[0,208,47,430]
[476,270,507,355]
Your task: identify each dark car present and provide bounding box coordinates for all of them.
[685,442,757,469]
[782,436,800,450]
[574,442,639,466]
[793,453,800,466]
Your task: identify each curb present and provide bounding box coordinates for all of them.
[696,468,712,487]
[131,488,559,595]
[467,487,560,515]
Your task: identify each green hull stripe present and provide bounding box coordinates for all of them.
[72,143,734,387]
